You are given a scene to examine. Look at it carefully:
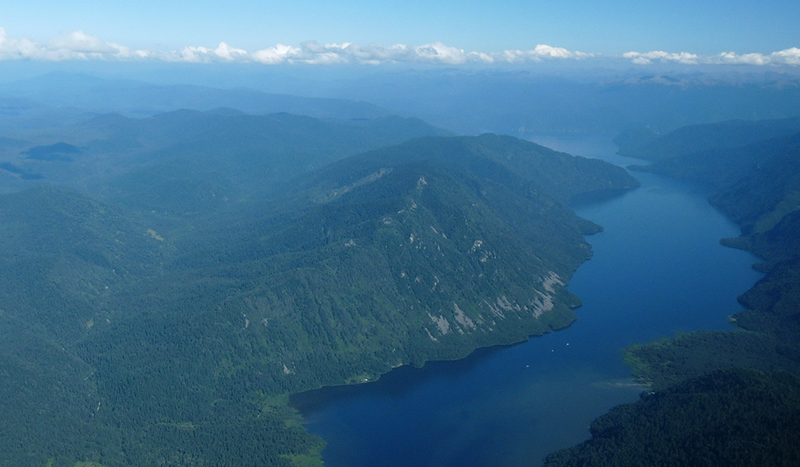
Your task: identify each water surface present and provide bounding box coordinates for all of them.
[291,136,762,466]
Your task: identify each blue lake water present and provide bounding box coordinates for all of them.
[290,136,763,466]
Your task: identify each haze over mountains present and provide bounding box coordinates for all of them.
[4,68,800,138]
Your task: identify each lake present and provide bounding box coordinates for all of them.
[290,136,763,466]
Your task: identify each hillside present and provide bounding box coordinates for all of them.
[0,109,451,216]
[545,369,800,467]
[618,116,800,162]
[0,132,637,466]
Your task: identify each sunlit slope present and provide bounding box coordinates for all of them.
[89,135,637,395]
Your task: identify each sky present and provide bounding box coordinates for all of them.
[1,0,799,67]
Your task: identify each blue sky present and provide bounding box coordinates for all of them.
[1,1,799,66]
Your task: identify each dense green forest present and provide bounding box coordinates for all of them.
[548,117,800,465]
[0,110,637,466]
[545,369,800,467]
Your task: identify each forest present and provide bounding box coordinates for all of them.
[0,100,637,466]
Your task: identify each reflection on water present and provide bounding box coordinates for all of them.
[291,136,762,467]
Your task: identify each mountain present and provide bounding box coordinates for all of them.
[0,133,637,466]
[85,134,636,404]
[620,116,800,162]
[23,142,83,161]
[629,125,800,237]
[707,132,800,236]
[0,72,390,119]
[312,134,640,203]
[0,187,173,467]
[0,109,452,218]
[293,70,800,137]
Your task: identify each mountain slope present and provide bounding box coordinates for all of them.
[620,116,800,162]
[708,133,800,235]
[0,134,637,466]
[88,135,636,397]
[545,369,800,467]
[1,109,451,217]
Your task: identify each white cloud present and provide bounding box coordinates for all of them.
[623,50,699,65]
[0,27,41,60]
[215,42,249,61]
[0,28,148,61]
[498,44,592,63]
[624,47,800,67]
[252,44,300,64]
[0,27,590,66]
[250,41,495,65]
[174,46,212,63]
[412,42,473,64]
[715,51,768,66]
[0,27,797,68]
[771,47,800,65]
[49,30,118,54]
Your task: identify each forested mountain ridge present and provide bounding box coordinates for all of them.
[307,134,640,203]
[0,125,638,466]
[617,115,800,162]
[0,108,451,221]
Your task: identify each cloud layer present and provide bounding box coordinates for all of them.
[623,48,800,66]
[0,27,798,67]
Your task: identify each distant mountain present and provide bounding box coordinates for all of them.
[0,133,637,466]
[621,116,800,163]
[708,132,800,235]
[8,70,800,139]
[0,109,452,217]
[299,70,800,137]
[94,110,453,214]
[315,134,641,203]
[0,96,87,132]
[632,127,800,235]
[83,108,449,157]
[1,72,391,119]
